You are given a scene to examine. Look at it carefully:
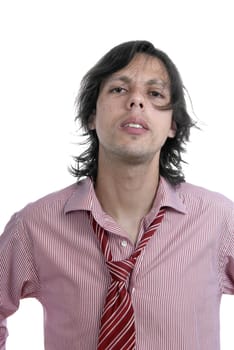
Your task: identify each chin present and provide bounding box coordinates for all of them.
[116,149,157,165]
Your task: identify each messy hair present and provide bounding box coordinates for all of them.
[70,40,196,185]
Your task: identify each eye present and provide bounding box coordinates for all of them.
[149,90,165,99]
[110,87,127,94]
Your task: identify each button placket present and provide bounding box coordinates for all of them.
[121,240,128,248]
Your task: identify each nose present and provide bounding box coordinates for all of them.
[127,91,145,110]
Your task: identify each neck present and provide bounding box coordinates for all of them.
[94,155,160,242]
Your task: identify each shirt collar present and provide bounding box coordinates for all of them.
[154,176,187,214]
[64,177,101,213]
[64,176,187,216]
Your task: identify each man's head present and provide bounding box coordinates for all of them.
[72,40,195,185]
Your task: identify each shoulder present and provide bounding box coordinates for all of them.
[1,180,93,244]
[177,181,234,214]
[16,183,80,221]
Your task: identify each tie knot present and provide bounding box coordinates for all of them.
[106,258,136,282]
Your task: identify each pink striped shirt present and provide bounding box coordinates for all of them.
[0,176,234,349]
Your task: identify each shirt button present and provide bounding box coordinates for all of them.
[121,240,127,247]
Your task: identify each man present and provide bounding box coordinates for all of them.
[0,40,233,349]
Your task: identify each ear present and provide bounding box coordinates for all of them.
[88,110,96,130]
[168,120,177,138]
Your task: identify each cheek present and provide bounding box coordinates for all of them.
[95,103,118,130]
[154,111,173,128]
[153,113,174,139]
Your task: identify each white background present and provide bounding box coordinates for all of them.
[0,0,233,348]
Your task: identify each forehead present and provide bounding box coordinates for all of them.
[105,53,170,86]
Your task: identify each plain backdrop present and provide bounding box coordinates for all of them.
[0,0,233,348]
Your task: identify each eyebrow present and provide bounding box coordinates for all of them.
[106,75,170,88]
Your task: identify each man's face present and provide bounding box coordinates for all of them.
[90,53,175,165]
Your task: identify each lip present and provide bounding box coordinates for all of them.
[120,117,149,130]
[119,117,149,136]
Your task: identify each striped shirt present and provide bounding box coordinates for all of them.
[0,176,234,349]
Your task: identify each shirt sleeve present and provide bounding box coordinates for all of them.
[219,204,234,294]
[0,213,40,349]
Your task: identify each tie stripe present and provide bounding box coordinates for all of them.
[91,208,166,350]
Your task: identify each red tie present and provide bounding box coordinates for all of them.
[91,208,166,350]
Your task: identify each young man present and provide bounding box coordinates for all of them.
[0,41,233,350]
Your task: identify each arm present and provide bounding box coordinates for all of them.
[219,205,234,294]
[0,320,8,350]
[0,213,40,349]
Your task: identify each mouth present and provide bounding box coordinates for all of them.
[120,118,149,135]
[123,123,144,129]
[120,118,149,130]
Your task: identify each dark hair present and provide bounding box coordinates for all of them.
[70,40,196,185]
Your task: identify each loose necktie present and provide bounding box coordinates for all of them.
[91,208,166,350]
